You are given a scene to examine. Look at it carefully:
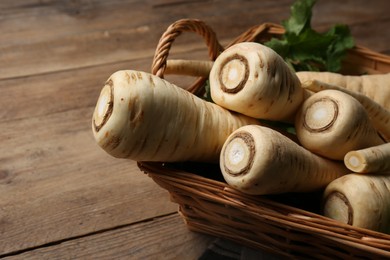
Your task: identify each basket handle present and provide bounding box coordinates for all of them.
[151,20,284,94]
[228,22,284,47]
[151,19,224,94]
[151,19,223,77]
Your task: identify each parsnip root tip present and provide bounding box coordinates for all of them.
[93,82,113,132]
[323,174,390,233]
[300,79,326,92]
[323,192,353,225]
[222,131,255,176]
[299,74,390,142]
[303,98,338,132]
[219,54,249,93]
[344,152,366,172]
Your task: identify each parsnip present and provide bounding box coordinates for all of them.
[165,59,213,77]
[92,70,262,162]
[301,79,390,142]
[296,71,390,110]
[344,143,390,174]
[220,125,348,195]
[295,89,384,160]
[323,174,390,234]
[209,42,307,122]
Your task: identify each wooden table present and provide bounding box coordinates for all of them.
[1,0,389,259]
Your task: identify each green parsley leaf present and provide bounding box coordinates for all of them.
[325,24,355,71]
[264,0,355,72]
[282,0,315,35]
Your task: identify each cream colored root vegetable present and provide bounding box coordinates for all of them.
[323,174,390,234]
[301,79,390,142]
[296,71,390,110]
[209,42,308,122]
[164,59,214,77]
[92,70,261,162]
[344,143,390,174]
[220,125,348,195]
[295,89,384,160]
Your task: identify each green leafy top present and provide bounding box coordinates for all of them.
[265,0,355,72]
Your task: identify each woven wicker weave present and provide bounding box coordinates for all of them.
[140,19,390,259]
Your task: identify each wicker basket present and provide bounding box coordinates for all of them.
[139,19,390,259]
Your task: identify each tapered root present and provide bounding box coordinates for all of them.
[296,71,390,110]
[165,59,214,77]
[210,42,305,122]
[301,79,390,142]
[220,125,348,195]
[92,70,262,162]
[295,89,385,160]
[323,174,390,234]
[344,143,390,173]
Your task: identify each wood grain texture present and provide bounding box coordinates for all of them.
[0,48,208,256]
[2,214,214,260]
[0,107,178,254]
[0,0,295,79]
[0,0,389,258]
[1,0,389,79]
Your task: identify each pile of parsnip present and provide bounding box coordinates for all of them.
[91,40,390,235]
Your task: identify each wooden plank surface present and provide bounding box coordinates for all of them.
[2,214,214,260]
[1,0,389,80]
[0,0,294,79]
[0,0,389,259]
